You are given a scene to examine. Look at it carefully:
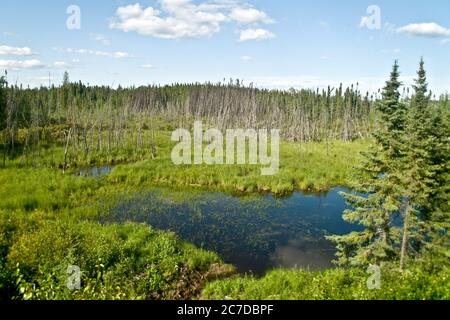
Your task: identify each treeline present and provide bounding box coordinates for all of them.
[0,71,449,167]
[329,59,450,271]
[1,78,379,142]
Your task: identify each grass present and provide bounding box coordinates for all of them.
[0,131,368,300]
[108,132,368,195]
[202,264,450,300]
[1,139,447,300]
[2,126,369,195]
[4,128,444,300]
[2,211,233,300]
[0,167,234,300]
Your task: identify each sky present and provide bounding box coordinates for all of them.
[1,0,450,94]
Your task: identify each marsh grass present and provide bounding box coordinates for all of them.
[202,264,450,300]
[0,136,447,300]
[0,167,234,300]
[109,133,368,195]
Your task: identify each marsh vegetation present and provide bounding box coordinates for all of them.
[0,60,449,300]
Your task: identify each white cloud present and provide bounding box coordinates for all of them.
[229,7,273,24]
[397,22,450,37]
[142,64,153,69]
[109,1,274,40]
[0,59,44,70]
[0,45,34,56]
[89,33,111,46]
[110,2,226,39]
[53,47,132,58]
[241,55,252,62]
[239,28,275,42]
[112,51,131,58]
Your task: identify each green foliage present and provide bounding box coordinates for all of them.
[0,80,377,169]
[329,60,450,270]
[202,263,450,300]
[328,62,405,267]
[0,166,231,300]
[395,59,450,268]
[109,138,367,195]
[0,211,226,300]
[0,66,447,300]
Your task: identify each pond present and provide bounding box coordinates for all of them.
[105,187,361,276]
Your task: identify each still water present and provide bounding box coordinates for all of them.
[106,188,360,276]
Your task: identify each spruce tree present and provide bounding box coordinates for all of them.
[397,58,450,269]
[328,62,405,267]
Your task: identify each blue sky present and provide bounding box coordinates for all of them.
[1,0,450,94]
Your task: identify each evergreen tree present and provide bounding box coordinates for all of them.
[397,58,450,269]
[328,62,405,267]
[330,59,450,270]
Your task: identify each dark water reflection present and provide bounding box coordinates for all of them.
[106,188,360,276]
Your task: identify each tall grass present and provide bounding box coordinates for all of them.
[202,264,450,300]
[109,135,368,195]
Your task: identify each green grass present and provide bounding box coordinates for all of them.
[3,127,369,195]
[202,265,450,300]
[3,131,445,300]
[0,167,234,300]
[1,211,232,300]
[109,134,368,195]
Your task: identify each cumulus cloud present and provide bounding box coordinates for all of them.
[0,45,34,56]
[229,7,273,24]
[109,1,275,40]
[397,22,450,37]
[239,28,275,42]
[0,59,44,70]
[241,55,253,62]
[110,2,226,39]
[53,47,132,58]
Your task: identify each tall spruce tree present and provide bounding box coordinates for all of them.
[397,58,450,269]
[328,62,405,267]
